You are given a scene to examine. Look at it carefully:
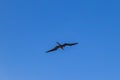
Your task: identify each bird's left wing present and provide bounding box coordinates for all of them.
[46,46,59,53]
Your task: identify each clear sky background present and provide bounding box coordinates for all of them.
[0,0,120,80]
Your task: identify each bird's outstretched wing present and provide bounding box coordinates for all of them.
[63,43,78,47]
[46,46,60,53]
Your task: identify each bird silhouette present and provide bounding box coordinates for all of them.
[46,42,78,53]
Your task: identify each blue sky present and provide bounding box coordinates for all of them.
[0,0,120,80]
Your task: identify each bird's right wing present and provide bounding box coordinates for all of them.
[63,43,78,46]
[46,46,59,53]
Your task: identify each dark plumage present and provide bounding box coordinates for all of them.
[46,42,78,53]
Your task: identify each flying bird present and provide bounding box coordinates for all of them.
[46,42,78,53]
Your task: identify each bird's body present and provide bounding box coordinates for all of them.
[46,42,78,53]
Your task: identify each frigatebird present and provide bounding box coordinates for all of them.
[46,42,78,53]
